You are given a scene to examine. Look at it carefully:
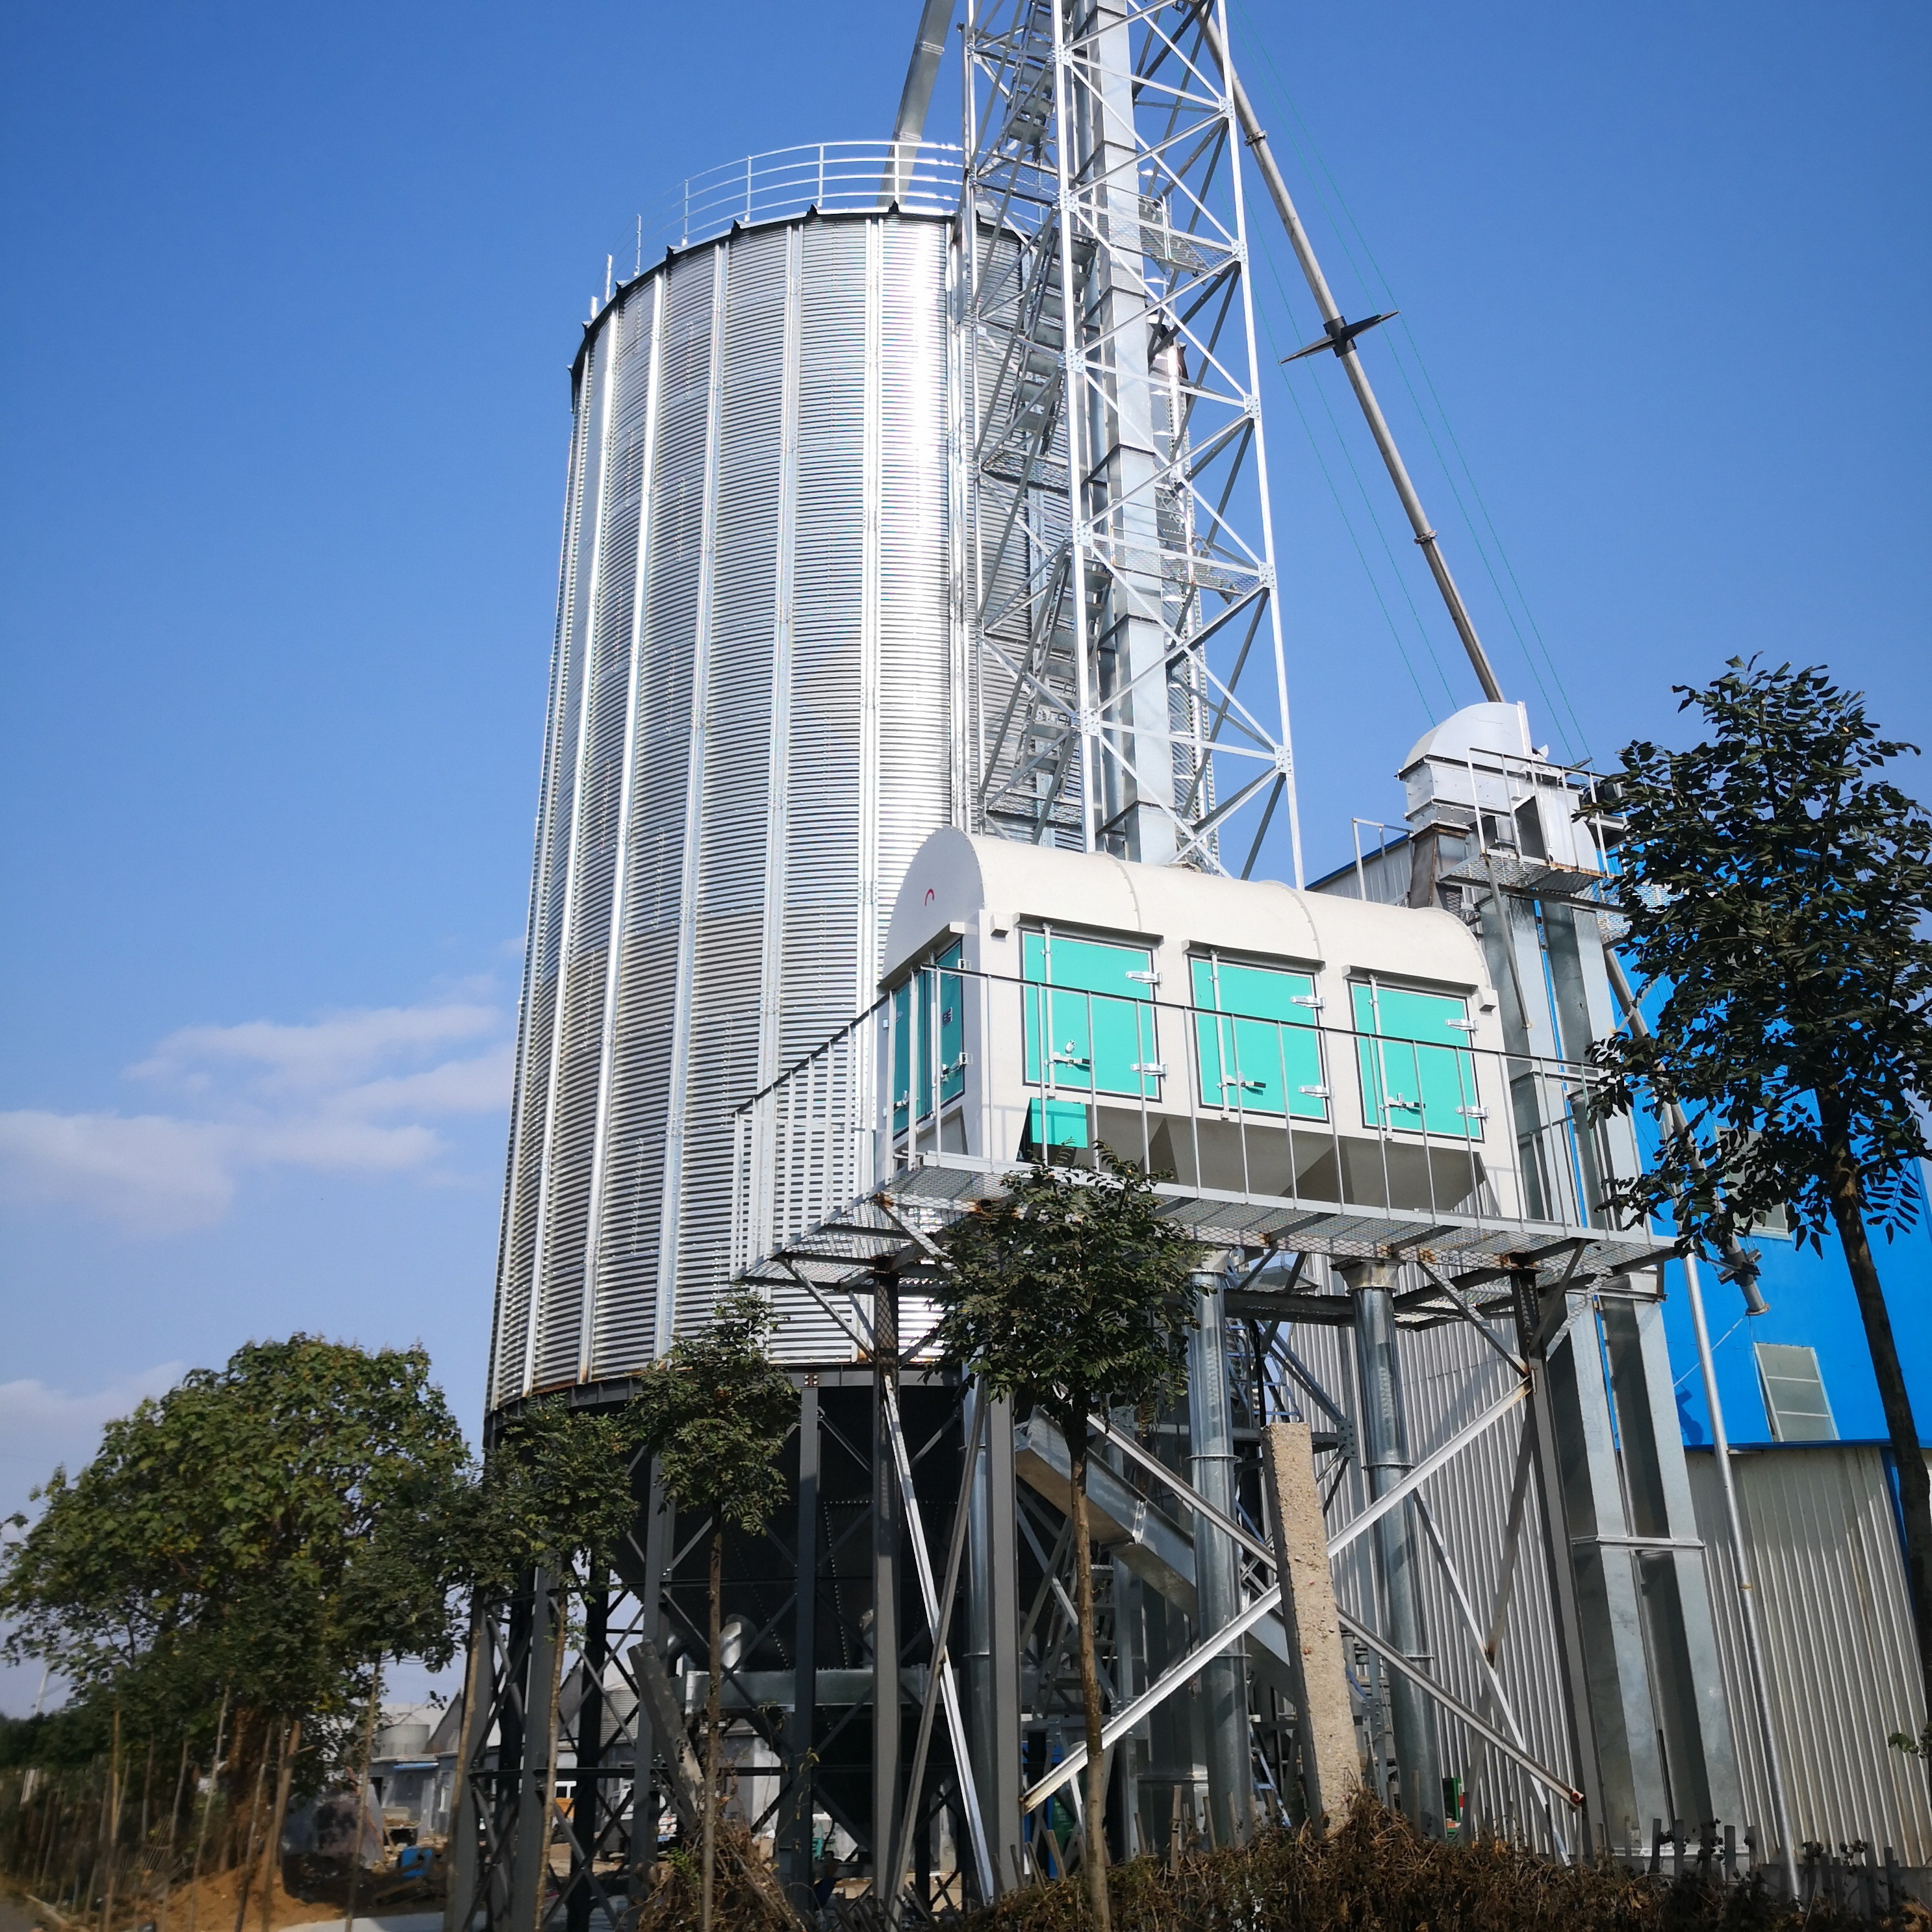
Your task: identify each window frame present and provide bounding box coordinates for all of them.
[1188,948,1329,1121]
[1754,1341,1838,1443]
[891,938,966,1133]
[1019,923,1162,1102]
[1349,974,1484,1141]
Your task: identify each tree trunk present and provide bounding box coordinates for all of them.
[233,1718,272,1932]
[159,1734,191,1932]
[186,1689,229,1932]
[342,1666,383,1932]
[700,1527,722,1932]
[261,1718,300,1932]
[1825,1147,1932,1748]
[1066,1416,1111,1932]
[99,1705,123,1932]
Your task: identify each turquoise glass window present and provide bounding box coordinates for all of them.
[893,941,965,1131]
[1189,955,1327,1119]
[1020,929,1159,1099]
[1351,981,1481,1138]
[1024,1097,1090,1150]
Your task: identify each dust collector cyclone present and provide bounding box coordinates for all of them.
[488,148,961,1411]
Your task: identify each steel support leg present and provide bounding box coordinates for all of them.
[565,1579,606,1932]
[872,1269,902,1896]
[1188,1275,1253,1847]
[783,1377,820,1907]
[965,1386,1022,1896]
[511,1570,561,1932]
[444,1599,489,1932]
[1511,1269,1610,1853]
[628,1475,670,1897]
[1344,1262,1443,1833]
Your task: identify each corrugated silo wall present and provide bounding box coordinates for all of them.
[489,212,954,1411]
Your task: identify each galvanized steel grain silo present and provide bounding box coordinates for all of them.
[489,163,960,1410]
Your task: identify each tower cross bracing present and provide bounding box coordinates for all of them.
[959,0,1302,881]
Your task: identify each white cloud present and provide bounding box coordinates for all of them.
[0,1112,236,1232]
[0,1001,513,1236]
[335,1043,516,1119]
[132,1004,500,1093]
[0,1362,188,1514]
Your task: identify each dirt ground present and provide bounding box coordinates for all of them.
[10,1862,436,1932]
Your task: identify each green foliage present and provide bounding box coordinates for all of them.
[631,1291,797,1534]
[0,1707,108,1772]
[934,1151,1202,1439]
[469,1396,655,1591]
[0,1335,472,1744]
[1584,659,1932,1252]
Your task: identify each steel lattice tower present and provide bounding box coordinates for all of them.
[958,0,1302,882]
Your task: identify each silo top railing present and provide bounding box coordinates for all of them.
[614,141,964,275]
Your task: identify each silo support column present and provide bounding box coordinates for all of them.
[565,1579,607,1932]
[871,1268,902,1896]
[442,1598,489,1932]
[1188,1274,1254,1847]
[965,1385,1023,1894]
[782,1379,820,1907]
[628,1478,670,1894]
[510,1570,561,1932]
[1342,1262,1443,1834]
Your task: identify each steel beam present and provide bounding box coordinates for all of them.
[782,1379,820,1907]
[1343,1260,1443,1833]
[965,1388,1023,1892]
[1188,1275,1254,1846]
[872,1272,902,1893]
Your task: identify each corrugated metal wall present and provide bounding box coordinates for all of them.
[489,214,955,1410]
[1688,1444,1932,1864]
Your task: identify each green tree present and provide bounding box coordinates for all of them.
[468,1395,657,1590]
[934,1152,1201,1931]
[631,1291,797,1932]
[1586,659,1932,1722]
[0,1335,473,1888]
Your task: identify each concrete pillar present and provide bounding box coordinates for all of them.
[1261,1421,1360,1822]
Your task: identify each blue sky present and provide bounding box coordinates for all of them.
[1,1,1927,1700]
